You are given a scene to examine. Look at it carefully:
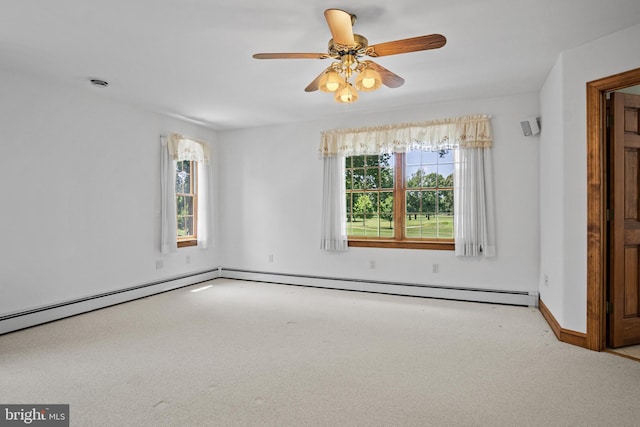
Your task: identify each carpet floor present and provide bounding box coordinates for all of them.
[1,279,639,426]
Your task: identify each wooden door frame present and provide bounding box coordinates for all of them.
[587,67,640,351]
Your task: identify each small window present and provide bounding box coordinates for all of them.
[176,160,197,247]
[345,149,455,250]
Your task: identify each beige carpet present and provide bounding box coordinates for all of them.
[1,279,640,426]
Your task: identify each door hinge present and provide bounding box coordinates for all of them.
[606,209,612,221]
[606,301,613,314]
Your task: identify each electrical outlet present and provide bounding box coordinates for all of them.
[268,254,274,263]
[432,263,439,273]
[544,274,549,286]
[186,255,191,264]
[369,260,376,269]
[156,260,163,270]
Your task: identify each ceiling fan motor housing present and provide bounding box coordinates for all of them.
[328,34,368,57]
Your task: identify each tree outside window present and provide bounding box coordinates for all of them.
[345,149,454,249]
[345,153,394,238]
[176,160,197,247]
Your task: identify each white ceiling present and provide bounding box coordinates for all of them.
[2,0,640,130]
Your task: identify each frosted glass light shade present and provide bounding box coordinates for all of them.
[319,70,345,92]
[355,68,382,92]
[335,83,359,103]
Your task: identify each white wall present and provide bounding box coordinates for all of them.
[539,55,565,322]
[0,71,220,316]
[539,23,640,332]
[218,92,540,294]
[7,23,640,331]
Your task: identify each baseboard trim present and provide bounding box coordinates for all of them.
[221,268,539,307]
[539,299,588,348]
[0,268,221,335]
[0,267,540,336]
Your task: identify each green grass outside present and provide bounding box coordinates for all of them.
[347,214,453,238]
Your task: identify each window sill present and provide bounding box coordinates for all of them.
[177,239,197,248]
[348,239,454,250]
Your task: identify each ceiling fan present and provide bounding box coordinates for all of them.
[253,8,446,104]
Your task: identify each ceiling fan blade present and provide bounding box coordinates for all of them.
[363,61,405,88]
[305,67,331,92]
[253,53,331,60]
[368,34,447,57]
[324,9,355,46]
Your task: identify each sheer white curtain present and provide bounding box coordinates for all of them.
[320,156,347,251]
[196,158,213,249]
[160,133,213,254]
[160,136,178,254]
[319,115,495,256]
[454,147,496,257]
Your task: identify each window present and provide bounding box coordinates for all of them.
[319,115,494,255]
[345,149,455,250]
[176,160,197,248]
[345,153,395,237]
[160,133,211,254]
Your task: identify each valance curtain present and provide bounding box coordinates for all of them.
[319,115,495,257]
[167,132,211,163]
[319,115,492,158]
[160,133,213,254]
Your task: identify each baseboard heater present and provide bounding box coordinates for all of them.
[0,269,221,335]
[220,268,539,308]
[1,267,538,335]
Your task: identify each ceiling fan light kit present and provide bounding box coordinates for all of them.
[253,8,446,104]
[335,83,359,104]
[318,70,345,93]
[355,67,382,92]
